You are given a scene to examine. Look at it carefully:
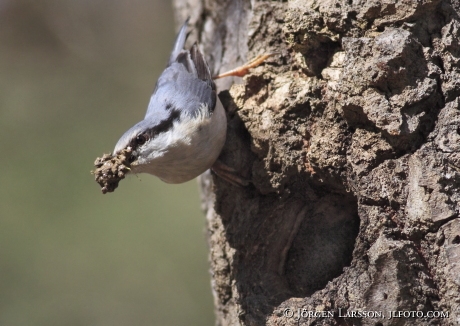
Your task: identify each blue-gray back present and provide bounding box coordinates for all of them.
[145,20,216,121]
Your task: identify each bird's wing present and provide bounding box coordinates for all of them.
[144,62,216,119]
[114,19,219,154]
[145,21,216,119]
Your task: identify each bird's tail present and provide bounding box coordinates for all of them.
[168,17,190,65]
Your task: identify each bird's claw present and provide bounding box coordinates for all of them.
[213,53,278,79]
[211,160,250,187]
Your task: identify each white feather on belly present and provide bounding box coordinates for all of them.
[133,99,227,183]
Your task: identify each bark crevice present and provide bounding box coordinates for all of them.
[176,0,460,324]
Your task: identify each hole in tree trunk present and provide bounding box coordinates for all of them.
[284,192,360,296]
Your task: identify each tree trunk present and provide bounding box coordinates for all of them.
[173,1,460,325]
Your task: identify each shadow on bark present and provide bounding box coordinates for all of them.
[179,0,460,324]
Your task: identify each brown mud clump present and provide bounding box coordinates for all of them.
[91,147,132,194]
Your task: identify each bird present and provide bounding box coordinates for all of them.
[111,19,273,186]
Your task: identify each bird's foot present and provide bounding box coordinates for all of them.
[211,160,250,187]
[213,53,277,79]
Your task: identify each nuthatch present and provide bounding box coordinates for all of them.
[111,19,273,186]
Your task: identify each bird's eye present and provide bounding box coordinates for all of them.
[135,134,148,146]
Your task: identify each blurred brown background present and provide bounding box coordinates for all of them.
[0,1,214,325]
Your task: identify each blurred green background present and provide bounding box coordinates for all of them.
[0,1,214,325]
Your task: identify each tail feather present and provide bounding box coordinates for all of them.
[190,43,212,85]
[168,17,190,65]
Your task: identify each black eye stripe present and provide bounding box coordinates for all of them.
[130,133,149,149]
[129,109,181,150]
[136,134,147,145]
[148,109,181,137]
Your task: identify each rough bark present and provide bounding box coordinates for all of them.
[173,1,460,325]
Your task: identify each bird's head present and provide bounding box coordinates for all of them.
[113,107,183,175]
[113,120,153,173]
